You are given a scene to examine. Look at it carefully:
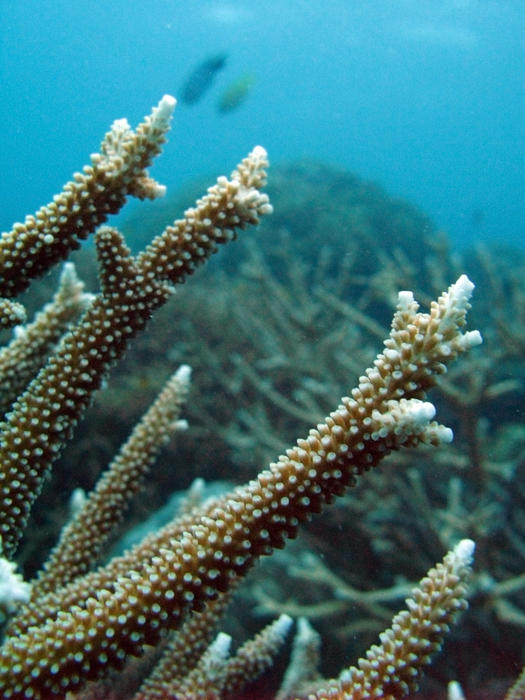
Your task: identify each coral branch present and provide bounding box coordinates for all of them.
[0,96,175,298]
[31,365,191,598]
[289,540,474,699]
[0,263,92,414]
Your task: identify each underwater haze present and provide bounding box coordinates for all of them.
[1,0,523,248]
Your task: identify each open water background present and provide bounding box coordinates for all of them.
[1,0,523,248]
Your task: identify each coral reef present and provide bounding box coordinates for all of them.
[0,95,521,698]
[110,161,524,694]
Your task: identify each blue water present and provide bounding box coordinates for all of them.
[1,0,523,248]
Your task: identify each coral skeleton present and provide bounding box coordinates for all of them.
[0,95,490,698]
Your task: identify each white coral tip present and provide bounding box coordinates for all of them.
[159,94,176,112]
[251,145,268,159]
[436,425,454,443]
[453,539,475,567]
[412,401,436,423]
[397,290,415,311]
[175,364,192,385]
[209,632,232,661]
[152,95,176,126]
[464,329,483,348]
[449,274,475,310]
[454,274,475,296]
[448,680,466,700]
[275,613,294,638]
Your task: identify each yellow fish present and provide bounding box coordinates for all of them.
[217,74,255,113]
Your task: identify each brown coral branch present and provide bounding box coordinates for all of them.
[31,365,191,598]
[0,262,92,415]
[288,540,474,699]
[0,96,175,299]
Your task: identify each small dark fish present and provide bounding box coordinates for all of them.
[180,53,228,105]
[216,74,255,114]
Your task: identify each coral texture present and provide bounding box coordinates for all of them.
[0,95,501,699]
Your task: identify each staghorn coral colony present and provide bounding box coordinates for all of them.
[0,95,523,699]
[113,159,525,696]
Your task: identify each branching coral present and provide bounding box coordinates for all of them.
[139,195,523,691]
[0,95,498,699]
